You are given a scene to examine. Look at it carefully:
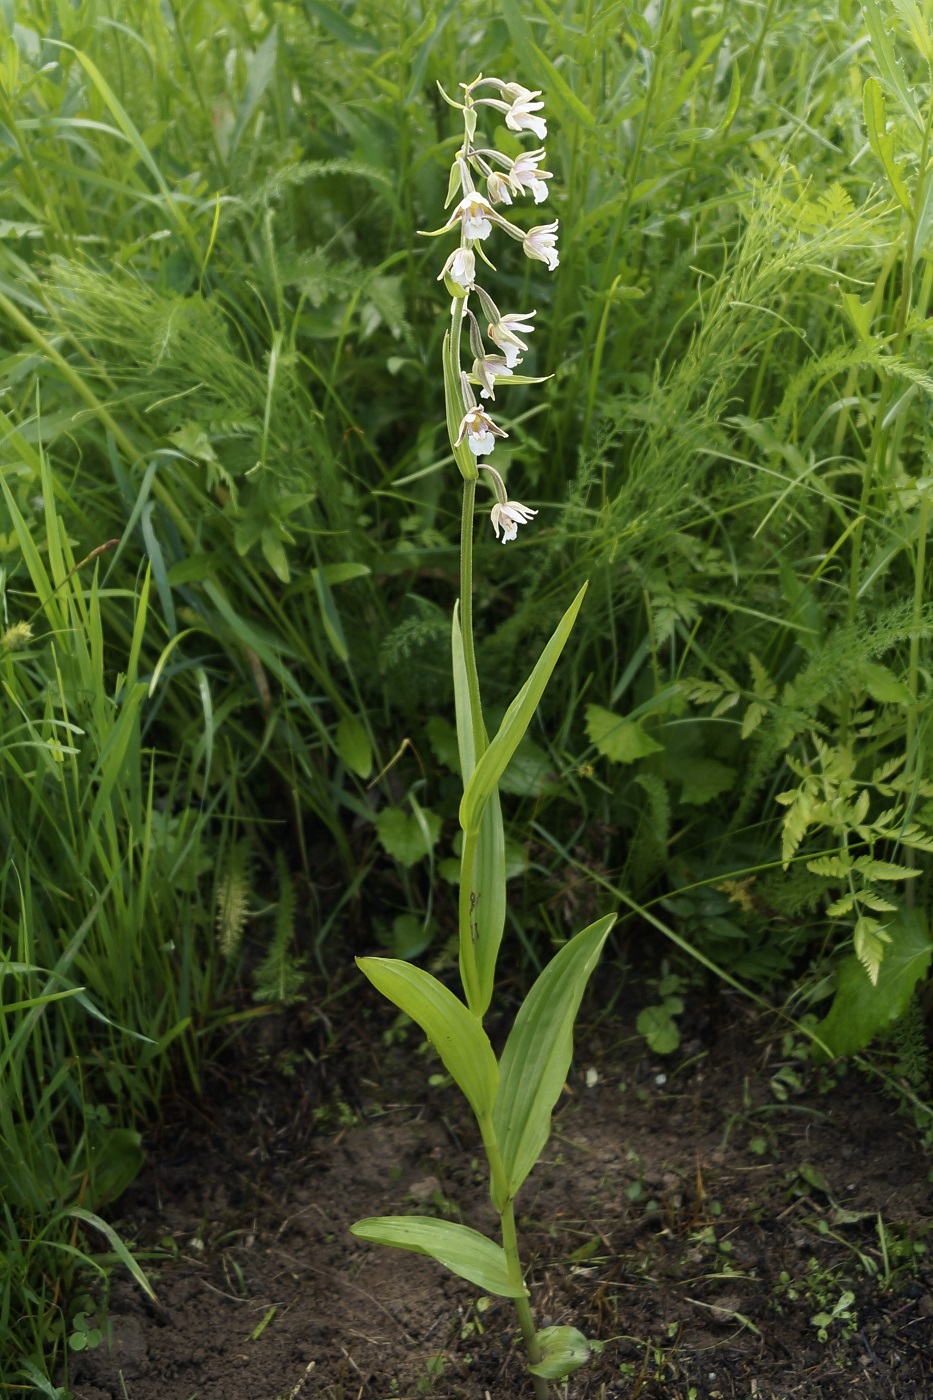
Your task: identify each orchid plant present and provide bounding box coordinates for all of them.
[350,77,614,1394]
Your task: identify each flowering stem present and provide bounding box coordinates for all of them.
[459,478,485,758]
[457,480,486,1009]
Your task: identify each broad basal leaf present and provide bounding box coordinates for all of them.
[529,1326,596,1380]
[85,1129,145,1210]
[336,715,372,779]
[586,705,663,764]
[677,758,736,806]
[426,715,460,774]
[375,806,441,867]
[492,913,615,1205]
[814,909,932,1058]
[497,738,555,797]
[350,1215,525,1297]
[357,958,498,1121]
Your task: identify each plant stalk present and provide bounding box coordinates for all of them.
[480,1120,547,1398]
[459,479,485,758]
[501,1198,548,1400]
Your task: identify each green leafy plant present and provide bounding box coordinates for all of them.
[350,78,613,1394]
[636,960,687,1055]
[67,1310,103,1354]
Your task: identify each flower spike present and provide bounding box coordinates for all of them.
[430,76,553,510]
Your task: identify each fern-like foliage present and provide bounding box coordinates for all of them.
[253,855,306,1005]
[891,994,930,1090]
[625,774,671,893]
[216,842,253,959]
[379,598,448,673]
[774,734,933,983]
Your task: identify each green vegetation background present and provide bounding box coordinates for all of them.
[1,0,932,1385]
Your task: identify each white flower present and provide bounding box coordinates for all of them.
[523,220,559,271]
[486,172,513,205]
[438,246,475,290]
[488,310,536,367]
[451,191,493,240]
[508,149,552,204]
[472,354,513,400]
[491,499,538,543]
[503,85,547,141]
[455,407,508,456]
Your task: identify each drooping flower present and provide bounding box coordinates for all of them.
[502,84,548,141]
[523,220,559,271]
[438,246,476,291]
[455,407,508,456]
[480,461,538,542]
[450,191,494,240]
[490,499,538,543]
[508,149,552,204]
[472,354,514,400]
[488,310,536,368]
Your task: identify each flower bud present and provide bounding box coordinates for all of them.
[486,172,513,205]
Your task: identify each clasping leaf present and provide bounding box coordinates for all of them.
[452,604,505,1019]
[357,958,498,1121]
[492,912,615,1204]
[350,1216,526,1297]
[529,1325,597,1379]
[460,583,586,836]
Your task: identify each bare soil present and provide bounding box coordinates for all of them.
[69,985,933,1400]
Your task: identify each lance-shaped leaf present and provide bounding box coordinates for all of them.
[459,796,506,1019]
[460,583,587,836]
[492,913,615,1206]
[453,606,506,1019]
[357,958,498,1121]
[351,1215,526,1297]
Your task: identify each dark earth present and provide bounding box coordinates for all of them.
[68,983,933,1400]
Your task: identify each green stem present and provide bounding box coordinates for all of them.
[501,1199,548,1400]
[479,1119,547,1398]
[459,479,485,757]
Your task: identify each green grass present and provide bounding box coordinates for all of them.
[1,0,931,1385]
